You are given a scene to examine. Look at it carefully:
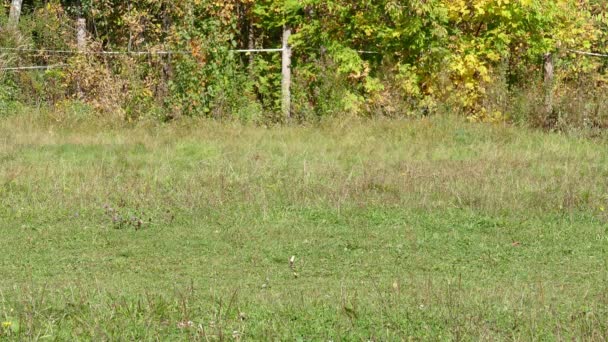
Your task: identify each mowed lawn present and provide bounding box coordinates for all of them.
[1,113,607,340]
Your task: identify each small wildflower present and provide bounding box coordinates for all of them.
[2,321,12,328]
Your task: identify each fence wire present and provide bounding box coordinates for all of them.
[0,46,288,71]
[4,46,604,72]
[0,47,287,56]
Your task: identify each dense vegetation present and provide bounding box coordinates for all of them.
[1,0,607,127]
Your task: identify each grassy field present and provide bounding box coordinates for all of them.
[1,112,607,340]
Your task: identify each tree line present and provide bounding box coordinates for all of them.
[1,0,607,127]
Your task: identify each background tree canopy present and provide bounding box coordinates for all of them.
[1,0,607,126]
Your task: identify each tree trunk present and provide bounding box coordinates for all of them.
[247,22,255,71]
[160,7,173,101]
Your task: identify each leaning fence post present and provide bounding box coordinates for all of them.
[76,18,86,98]
[281,26,292,120]
[8,0,23,29]
[543,52,554,115]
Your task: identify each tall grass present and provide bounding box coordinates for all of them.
[1,112,607,339]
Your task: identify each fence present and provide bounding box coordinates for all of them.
[542,49,608,114]
[1,17,295,118]
[3,13,608,119]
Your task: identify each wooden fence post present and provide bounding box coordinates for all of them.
[281,26,292,120]
[77,18,87,51]
[543,53,554,115]
[76,18,86,98]
[8,0,23,29]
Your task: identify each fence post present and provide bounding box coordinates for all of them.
[281,26,292,120]
[76,18,86,98]
[8,0,23,29]
[77,18,87,51]
[543,52,554,115]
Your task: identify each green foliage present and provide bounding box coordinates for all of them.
[2,0,608,125]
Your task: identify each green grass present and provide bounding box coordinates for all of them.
[1,112,607,340]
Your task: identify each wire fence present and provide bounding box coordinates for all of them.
[0,46,292,71]
[567,49,608,58]
[1,16,607,119]
[0,19,299,113]
[0,64,66,71]
[0,47,290,55]
[0,46,381,72]
[2,47,605,72]
[0,47,189,55]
